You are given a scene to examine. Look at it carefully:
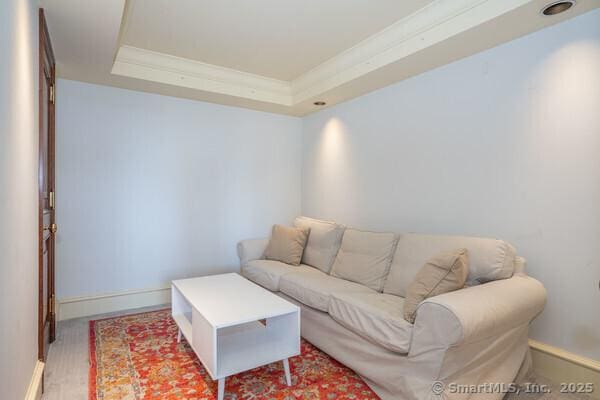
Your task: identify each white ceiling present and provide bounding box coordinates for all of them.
[42,0,599,116]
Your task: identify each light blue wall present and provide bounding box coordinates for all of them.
[56,79,303,298]
[302,10,600,359]
[0,0,41,398]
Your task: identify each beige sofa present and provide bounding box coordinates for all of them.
[237,216,546,400]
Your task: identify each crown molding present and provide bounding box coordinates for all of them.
[290,0,530,103]
[112,45,293,105]
[111,0,534,110]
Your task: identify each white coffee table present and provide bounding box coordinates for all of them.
[171,273,300,400]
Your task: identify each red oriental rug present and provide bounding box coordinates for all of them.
[89,309,379,399]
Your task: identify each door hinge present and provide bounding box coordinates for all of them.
[50,294,56,315]
[49,191,55,209]
[49,84,55,104]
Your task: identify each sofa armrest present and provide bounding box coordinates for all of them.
[410,274,546,352]
[236,238,268,266]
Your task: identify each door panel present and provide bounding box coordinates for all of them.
[39,9,56,363]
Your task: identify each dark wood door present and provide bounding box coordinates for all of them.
[39,8,56,362]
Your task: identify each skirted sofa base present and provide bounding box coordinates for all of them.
[276,282,539,400]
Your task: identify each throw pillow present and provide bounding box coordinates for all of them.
[263,224,309,266]
[294,216,345,273]
[403,248,469,323]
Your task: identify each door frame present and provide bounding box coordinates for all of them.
[38,8,56,361]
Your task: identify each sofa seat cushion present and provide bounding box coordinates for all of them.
[280,270,375,312]
[241,260,320,291]
[328,292,412,354]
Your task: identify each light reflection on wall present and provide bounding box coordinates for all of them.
[312,117,359,221]
[319,118,347,168]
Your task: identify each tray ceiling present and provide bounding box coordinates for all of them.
[42,0,599,116]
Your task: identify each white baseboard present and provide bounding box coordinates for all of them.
[24,360,44,400]
[529,339,600,399]
[57,285,171,321]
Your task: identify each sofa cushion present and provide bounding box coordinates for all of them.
[294,216,345,274]
[280,270,375,312]
[328,292,413,354]
[241,260,319,291]
[330,229,399,291]
[384,233,516,297]
[403,248,469,323]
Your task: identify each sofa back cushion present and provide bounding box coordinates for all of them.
[330,229,399,291]
[384,233,516,297]
[294,216,345,273]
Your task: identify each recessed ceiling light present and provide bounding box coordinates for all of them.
[541,1,575,16]
[313,101,326,106]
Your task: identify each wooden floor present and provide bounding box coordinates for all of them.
[42,307,592,400]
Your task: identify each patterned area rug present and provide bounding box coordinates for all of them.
[89,309,379,399]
